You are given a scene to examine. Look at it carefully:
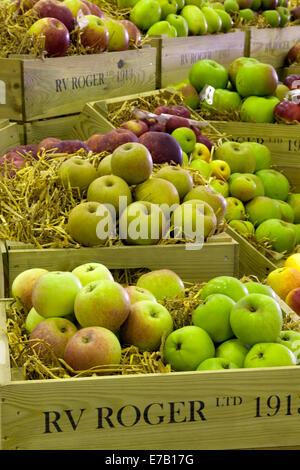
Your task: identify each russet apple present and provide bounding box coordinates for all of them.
[154,166,193,201]
[64,326,122,371]
[96,155,112,177]
[183,184,227,224]
[58,156,97,191]
[32,271,82,318]
[171,199,218,241]
[74,279,130,330]
[87,174,132,216]
[72,262,113,286]
[96,129,139,154]
[28,17,70,57]
[136,269,185,301]
[29,317,78,362]
[12,268,49,313]
[67,201,115,247]
[266,266,300,300]
[80,15,109,52]
[33,0,75,31]
[134,177,180,215]
[255,219,296,254]
[110,142,153,185]
[125,286,157,304]
[139,131,183,166]
[120,300,174,351]
[229,174,257,202]
[118,201,167,245]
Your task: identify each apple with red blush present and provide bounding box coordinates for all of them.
[33,0,75,32]
[120,20,142,46]
[96,128,139,153]
[28,17,70,58]
[274,101,300,123]
[120,119,149,137]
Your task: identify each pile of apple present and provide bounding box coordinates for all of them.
[9,0,142,57]
[219,0,298,28]
[202,139,300,255]
[266,252,300,316]
[11,265,300,372]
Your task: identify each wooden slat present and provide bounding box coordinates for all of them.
[0,301,11,385]
[0,58,24,122]
[71,103,115,142]
[0,121,21,155]
[23,113,80,145]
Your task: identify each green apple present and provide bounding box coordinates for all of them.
[102,18,129,52]
[180,5,208,35]
[25,307,45,334]
[276,6,290,26]
[97,155,112,177]
[185,0,204,6]
[245,196,281,225]
[214,9,233,32]
[190,159,213,179]
[176,0,186,8]
[147,20,177,36]
[120,300,174,351]
[244,342,296,368]
[228,57,259,88]
[201,6,222,33]
[87,174,132,217]
[276,200,295,223]
[211,2,225,9]
[255,218,296,253]
[193,293,235,343]
[72,263,114,287]
[230,293,283,346]
[256,169,290,201]
[155,165,193,200]
[182,151,190,166]
[262,10,281,27]
[240,142,271,172]
[58,156,97,192]
[130,0,162,31]
[136,269,185,301]
[197,357,239,370]
[200,275,248,302]
[171,81,200,109]
[240,173,265,197]
[277,330,300,362]
[210,178,229,197]
[243,281,277,299]
[229,219,255,234]
[125,286,157,304]
[189,59,228,92]
[224,0,240,12]
[163,325,215,371]
[229,174,257,202]
[240,96,280,123]
[118,201,167,245]
[239,8,255,21]
[215,338,249,368]
[171,199,218,240]
[287,223,300,245]
[110,142,153,186]
[158,0,178,18]
[213,141,256,174]
[225,197,246,221]
[117,0,140,6]
[287,194,300,224]
[183,184,227,224]
[74,279,130,330]
[67,201,114,247]
[166,13,189,36]
[236,62,278,97]
[251,0,261,9]
[201,89,242,113]
[171,127,196,154]
[275,83,290,101]
[32,271,82,318]
[134,177,180,211]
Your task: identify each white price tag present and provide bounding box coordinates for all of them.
[77,9,89,29]
[199,85,215,105]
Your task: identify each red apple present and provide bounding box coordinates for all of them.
[28,17,70,58]
[283,74,300,90]
[0,153,25,177]
[285,43,300,66]
[86,134,104,152]
[29,317,78,362]
[170,105,191,119]
[5,144,38,159]
[82,0,103,17]
[285,287,300,316]
[80,15,109,52]
[165,115,191,133]
[148,122,166,132]
[120,19,142,46]
[54,139,89,153]
[291,7,300,20]
[139,131,183,165]
[33,0,75,32]
[95,128,139,153]
[153,105,172,115]
[274,101,300,123]
[63,326,122,371]
[120,119,149,137]
[37,137,61,153]
[11,268,49,313]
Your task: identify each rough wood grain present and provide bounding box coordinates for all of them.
[23,114,80,145]
[0,120,21,155]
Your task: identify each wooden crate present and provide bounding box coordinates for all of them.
[1,294,300,450]
[22,113,81,145]
[248,25,300,70]
[0,47,157,122]
[226,227,280,281]
[149,30,247,88]
[0,233,239,298]
[280,63,300,81]
[0,119,21,155]
[72,88,226,142]
[209,120,300,192]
